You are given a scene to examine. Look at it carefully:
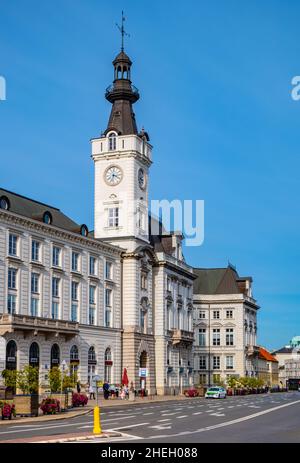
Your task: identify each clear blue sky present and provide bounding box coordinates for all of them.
[1,0,300,350]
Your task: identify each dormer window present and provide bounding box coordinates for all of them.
[0,196,9,210]
[108,132,117,151]
[80,224,88,237]
[43,211,52,225]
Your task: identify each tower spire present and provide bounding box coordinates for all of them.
[116,10,130,52]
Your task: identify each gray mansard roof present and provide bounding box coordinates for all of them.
[0,187,86,235]
[193,266,251,295]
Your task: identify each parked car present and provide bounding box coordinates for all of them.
[205,387,227,399]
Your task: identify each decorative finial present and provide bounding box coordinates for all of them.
[116,10,130,52]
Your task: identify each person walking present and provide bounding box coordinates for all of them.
[89,384,95,400]
[103,381,110,400]
[76,381,81,393]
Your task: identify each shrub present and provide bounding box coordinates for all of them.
[72,393,88,407]
[40,397,60,415]
[183,388,199,398]
[49,367,61,393]
[0,401,16,420]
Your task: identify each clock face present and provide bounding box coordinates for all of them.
[104,165,123,186]
[138,168,146,190]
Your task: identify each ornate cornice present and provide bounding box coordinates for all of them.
[0,210,122,257]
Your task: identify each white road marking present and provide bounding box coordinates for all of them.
[143,412,154,415]
[107,422,149,432]
[144,398,300,440]
[157,419,171,422]
[177,415,188,419]
[193,412,202,415]
[149,425,172,430]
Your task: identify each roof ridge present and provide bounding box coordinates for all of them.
[0,187,60,211]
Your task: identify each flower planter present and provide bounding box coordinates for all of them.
[40,397,60,415]
[0,402,16,420]
[13,394,39,417]
[50,393,68,411]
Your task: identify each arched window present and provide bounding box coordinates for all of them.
[117,65,122,79]
[70,345,79,361]
[104,348,112,383]
[51,343,60,368]
[108,133,117,151]
[29,342,40,367]
[6,340,17,370]
[88,346,96,364]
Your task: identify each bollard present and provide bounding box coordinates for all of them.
[93,405,101,434]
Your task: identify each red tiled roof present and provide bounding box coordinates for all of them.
[259,347,278,363]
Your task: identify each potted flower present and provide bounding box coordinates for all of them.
[72,393,88,407]
[11,366,39,416]
[0,401,16,420]
[40,397,60,415]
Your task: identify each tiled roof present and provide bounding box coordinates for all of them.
[259,347,278,362]
[193,266,242,295]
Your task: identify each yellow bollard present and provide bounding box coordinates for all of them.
[93,405,101,434]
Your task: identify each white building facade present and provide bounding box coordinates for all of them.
[193,266,260,386]
[0,196,122,390]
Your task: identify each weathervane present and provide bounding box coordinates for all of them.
[116,10,130,52]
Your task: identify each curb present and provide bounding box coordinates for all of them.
[0,407,92,426]
[36,432,122,443]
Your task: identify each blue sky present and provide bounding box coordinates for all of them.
[1,0,300,349]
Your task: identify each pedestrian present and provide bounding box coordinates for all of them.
[103,381,110,400]
[89,384,95,400]
[76,381,81,393]
[120,387,126,400]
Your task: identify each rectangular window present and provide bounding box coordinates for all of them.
[71,303,78,322]
[30,298,39,317]
[52,301,59,320]
[213,373,221,384]
[167,277,172,292]
[31,240,40,262]
[199,355,207,370]
[199,328,206,346]
[226,328,234,346]
[71,281,79,301]
[31,273,39,294]
[213,356,220,370]
[226,356,234,370]
[105,261,113,280]
[213,328,221,346]
[213,310,220,319]
[8,268,17,289]
[72,251,79,272]
[89,306,95,325]
[52,246,61,267]
[105,288,112,307]
[226,309,233,319]
[89,285,96,304]
[199,373,207,385]
[108,208,119,227]
[8,234,17,256]
[7,294,16,314]
[89,256,96,275]
[52,277,60,298]
[105,308,111,327]
[198,310,206,319]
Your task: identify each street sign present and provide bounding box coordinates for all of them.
[139,368,148,377]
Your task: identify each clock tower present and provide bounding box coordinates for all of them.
[91,49,152,252]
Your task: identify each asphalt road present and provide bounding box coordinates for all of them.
[1,392,300,443]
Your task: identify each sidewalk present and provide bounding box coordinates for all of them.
[0,394,196,426]
[0,431,122,444]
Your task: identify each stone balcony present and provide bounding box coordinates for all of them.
[0,314,79,340]
[245,345,260,357]
[171,329,194,346]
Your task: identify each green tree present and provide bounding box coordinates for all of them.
[49,367,62,393]
[2,369,17,391]
[16,366,39,394]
